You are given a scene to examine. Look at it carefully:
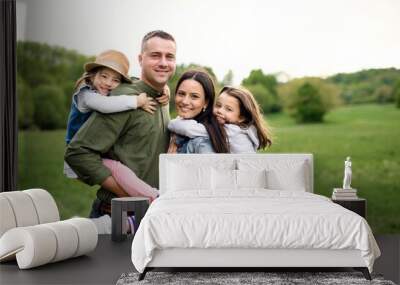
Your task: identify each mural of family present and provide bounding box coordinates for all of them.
[63,30,272,230]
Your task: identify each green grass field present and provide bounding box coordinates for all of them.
[18,104,400,233]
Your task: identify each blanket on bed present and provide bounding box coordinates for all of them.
[131,190,380,273]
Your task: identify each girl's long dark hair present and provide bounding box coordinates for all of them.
[175,70,229,153]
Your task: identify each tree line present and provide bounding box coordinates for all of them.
[17,41,94,130]
[17,41,400,130]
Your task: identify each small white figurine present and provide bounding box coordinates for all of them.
[343,157,352,189]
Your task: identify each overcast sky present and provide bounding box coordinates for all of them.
[17,0,400,84]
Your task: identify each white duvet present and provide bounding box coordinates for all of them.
[131,190,380,273]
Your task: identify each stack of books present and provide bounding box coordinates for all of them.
[332,188,358,200]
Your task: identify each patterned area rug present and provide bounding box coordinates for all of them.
[116,271,395,285]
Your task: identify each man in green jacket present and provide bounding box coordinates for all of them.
[65,30,176,217]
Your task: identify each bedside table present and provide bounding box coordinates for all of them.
[332,198,366,218]
[111,197,150,242]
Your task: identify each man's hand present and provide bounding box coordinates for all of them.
[156,85,170,106]
[137,93,157,114]
[101,176,129,197]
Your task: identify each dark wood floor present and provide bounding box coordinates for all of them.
[0,235,399,285]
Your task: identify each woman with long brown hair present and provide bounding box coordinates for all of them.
[168,69,229,153]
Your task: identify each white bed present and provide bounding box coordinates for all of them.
[131,154,380,280]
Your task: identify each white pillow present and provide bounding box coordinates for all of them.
[167,162,212,192]
[211,168,268,191]
[266,168,306,191]
[237,159,309,191]
[212,168,237,191]
[236,169,268,189]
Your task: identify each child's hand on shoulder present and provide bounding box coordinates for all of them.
[156,85,170,106]
[137,93,157,114]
